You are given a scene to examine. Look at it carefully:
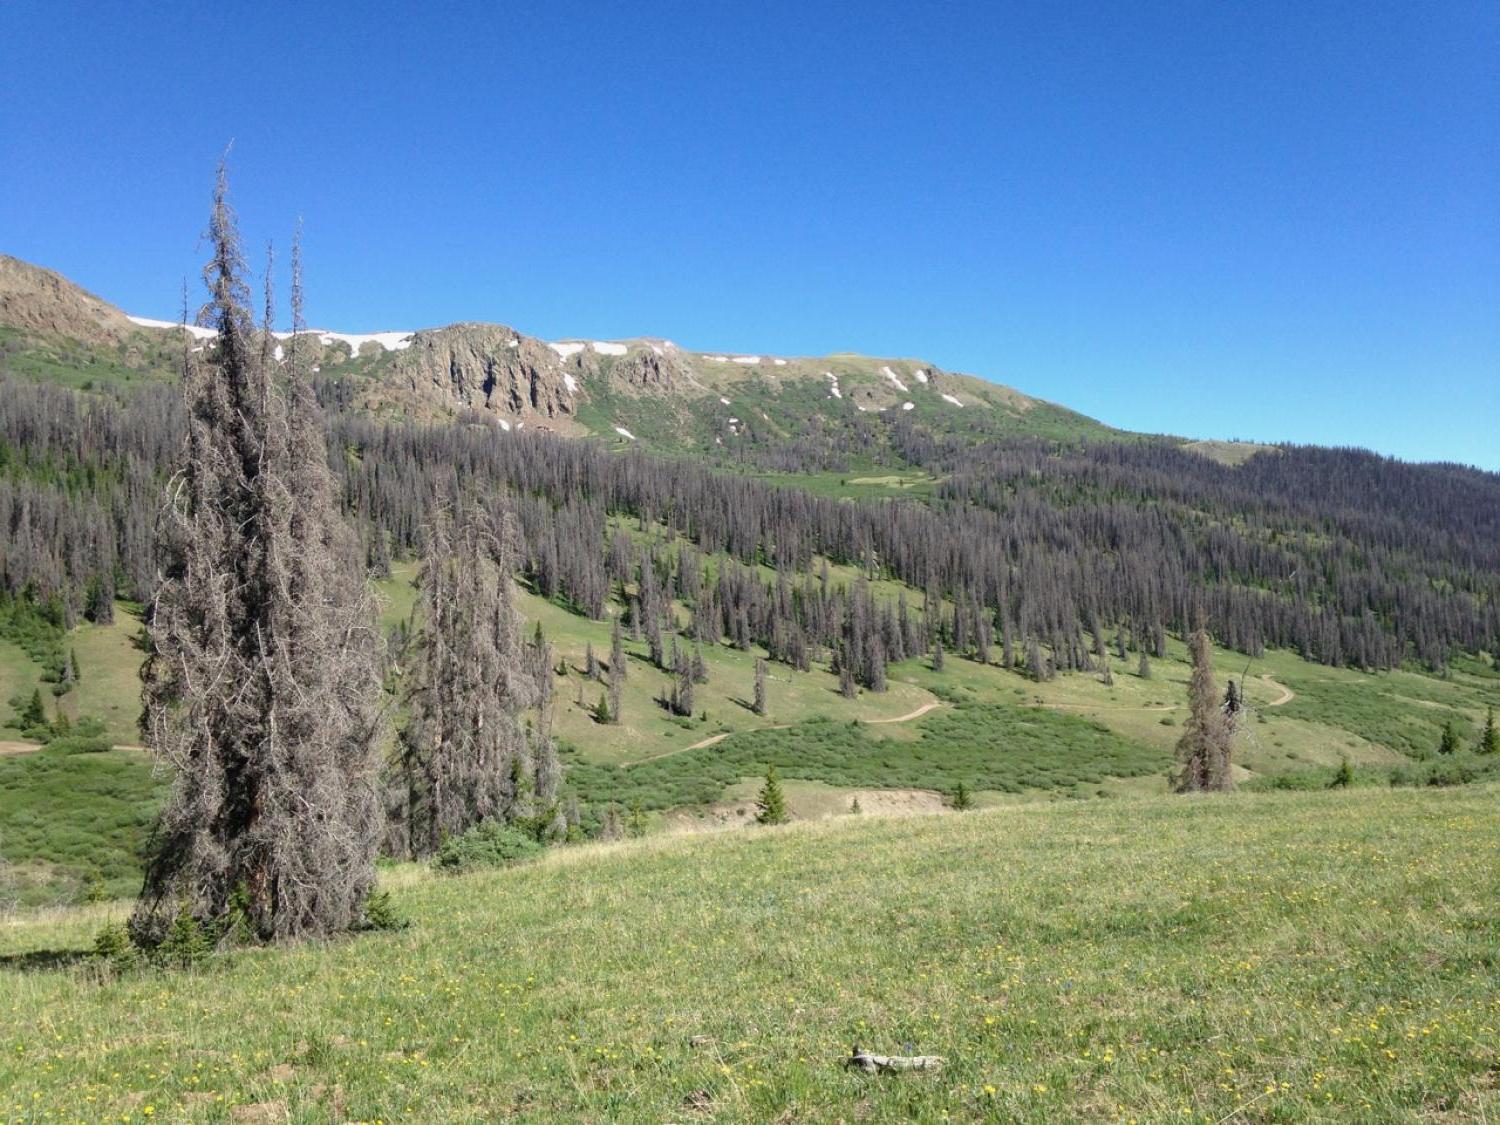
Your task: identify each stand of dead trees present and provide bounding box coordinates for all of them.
[391,497,563,858]
[132,168,386,945]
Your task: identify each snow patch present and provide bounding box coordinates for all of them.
[311,330,414,359]
[563,373,579,393]
[914,369,928,384]
[127,315,217,342]
[614,426,637,440]
[273,343,284,362]
[706,355,729,363]
[131,315,415,359]
[728,417,740,424]
[773,358,787,366]
[902,401,915,411]
[719,396,732,405]
[506,338,520,349]
[651,344,663,355]
[942,393,963,407]
[824,371,842,399]
[880,365,908,393]
[732,355,760,365]
[496,418,512,432]
[592,341,627,356]
[549,342,587,360]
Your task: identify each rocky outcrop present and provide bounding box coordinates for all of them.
[607,346,694,395]
[392,323,580,423]
[0,254,138,344]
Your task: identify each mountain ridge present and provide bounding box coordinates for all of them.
[0,252,1152,455]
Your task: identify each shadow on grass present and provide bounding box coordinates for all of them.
[0,947,93,972]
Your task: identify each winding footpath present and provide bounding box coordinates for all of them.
[1039,673,1295,714]
[624,700,946,767]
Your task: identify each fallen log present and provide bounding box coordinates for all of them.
[844,1046,945,1074]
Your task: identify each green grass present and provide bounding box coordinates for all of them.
[565,701,1168,817]
[0,326,176,392]
[64,610,147,745]
[0,638,48,733]
[0,747,161,907]
[2,785,1497,1121]
[1276,670,1489,759]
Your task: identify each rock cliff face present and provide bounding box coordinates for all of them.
[607,346,694,395]
[0,255,137,345]
[391,324,580,425]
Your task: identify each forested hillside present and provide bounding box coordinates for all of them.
[3,365,1498,678]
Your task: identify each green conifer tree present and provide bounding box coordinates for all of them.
[755,764,789,825]
[1438,720,1463,755]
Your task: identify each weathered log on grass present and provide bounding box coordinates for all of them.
[844,1046,945,1074]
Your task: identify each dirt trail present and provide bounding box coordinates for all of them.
[1041,674,1294,714]
[625,701,945,767]
[1041,701,1179,713]
[1260,674,1295,706]
[863,701,943,724]
[0,740,148,757]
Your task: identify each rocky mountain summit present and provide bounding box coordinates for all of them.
[0,253,1147,456]
[0,254,138,345]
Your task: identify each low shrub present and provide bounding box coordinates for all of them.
[434,821,544,871]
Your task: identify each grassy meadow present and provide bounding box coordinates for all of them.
[2,561,1496,910]
[3,785,1498,1121]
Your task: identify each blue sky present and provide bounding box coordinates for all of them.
[2,2,1496,468]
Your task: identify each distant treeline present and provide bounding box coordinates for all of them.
[1,372,1497,672]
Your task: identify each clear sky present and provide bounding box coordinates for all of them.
[2,2,1496,468]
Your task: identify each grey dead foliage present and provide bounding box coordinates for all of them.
[1174,621,1235,793]
[131,166,387,945]
[390,496,562,859]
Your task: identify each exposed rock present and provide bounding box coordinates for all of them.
[0,254,137,344]
[607,346,695,395]
[391,323,580,423]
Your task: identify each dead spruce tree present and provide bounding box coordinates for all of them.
[1174,621,1234,792]
[394,499,561,857]
[132,172,385,946]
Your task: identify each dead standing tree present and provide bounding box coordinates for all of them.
[1174,619,1235,793]
[132,168,386,945]
[393,498,561,857]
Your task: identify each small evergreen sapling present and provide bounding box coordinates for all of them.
[950,781,974,810]
[1480,707,1498,756]
[756,764,789,825]
[1438,721,1463,755]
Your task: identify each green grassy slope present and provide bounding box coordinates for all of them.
[0,747,160,907]
[4,785,1497,1121]
[2,570,1492,910]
